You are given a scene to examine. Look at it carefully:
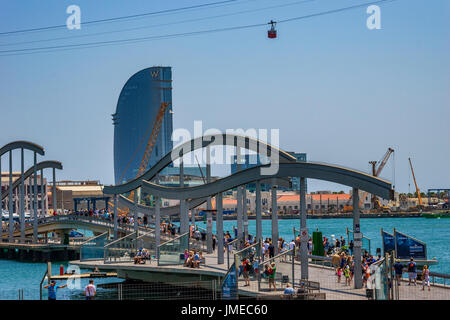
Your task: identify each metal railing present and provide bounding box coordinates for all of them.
[80,231,110,261]
[234,241,262,292]
[157,232,190,266]
[258,248,295,292]
[347,228,371,255]
[104,232,138,264]
[430,271,450,287]
[220,262,238,300]
[226,238,240,269]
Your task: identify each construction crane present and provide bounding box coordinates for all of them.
[368,148,394,210]
[349,148,395,212]
[128,102,169,202]
[408,157,422,211]
[109,101,170,216]
[370,148,394,178]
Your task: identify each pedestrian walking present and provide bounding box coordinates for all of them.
[422,265,431,291]
[84,279,97,300]
[407,257,417,286]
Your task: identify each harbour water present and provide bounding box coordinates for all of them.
[0,217,448,300]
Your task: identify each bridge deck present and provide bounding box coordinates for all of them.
[70,253,450,300]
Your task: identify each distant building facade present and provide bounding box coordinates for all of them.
[1,172,48,216]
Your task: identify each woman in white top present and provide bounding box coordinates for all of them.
[422,265,430,291]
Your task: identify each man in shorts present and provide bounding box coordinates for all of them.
[268,262,277,291]
[242,258,251,286]
[44,280,67,301]
[407,257,417,286]
[393,259,404,285]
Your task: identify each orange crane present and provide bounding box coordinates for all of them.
[368,148,394,210]
[108,101,170,216]
[408,157,422,211]
[128,102,169,201]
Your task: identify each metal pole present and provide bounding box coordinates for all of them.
[155,195,160,258]
[191,208,195,229]
[206,147,212,254]
[33,152,38,243]
[271,183,278,255]
[8,151,13,242]
[236,145,243,243]
[52,167,56,214]
[353,188,363,289]
[113,195,118,239]
[20,148,25,242]
[206,210,213,254]
[40,169,45,217]
[255,180,262,243]
[292,246,295,288]
[243,186,248,240]
[236,187,243,243]
[217,192,224,265]
[134,189,138,232]
[179,158,188,234]
[29,177,32,236]
[300,177,308,280]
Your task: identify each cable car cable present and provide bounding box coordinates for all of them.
[0,0,399,56]
[0,0,242,36]
[0,0,316,48]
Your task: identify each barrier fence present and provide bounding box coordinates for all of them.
[158,232,190,266]
[104,232,139,264]
[80,231,110,261]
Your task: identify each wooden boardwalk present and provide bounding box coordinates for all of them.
[50,272,117,281]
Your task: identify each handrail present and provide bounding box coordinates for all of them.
[104,231,137,248]
[39,270,48,301]
[235,241,260,256]
[158,231,189,248]
[220,262,236,289]
[429,271,450,280]
[80,231,109,246]
[259,248,294,267]
[227,238,240,247]
[136,230,155,240]
[308,254,332,261]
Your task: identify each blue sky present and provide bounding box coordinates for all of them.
[0,0,449,193]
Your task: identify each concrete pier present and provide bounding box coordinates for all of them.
[0,243,80,262]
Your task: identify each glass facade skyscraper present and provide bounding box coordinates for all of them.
[113,67,173,184]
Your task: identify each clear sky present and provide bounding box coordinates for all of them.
[0,0,448,193]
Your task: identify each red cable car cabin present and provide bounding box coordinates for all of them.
[268,20,277,39]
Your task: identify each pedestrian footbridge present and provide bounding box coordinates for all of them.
[1,214,148,242]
